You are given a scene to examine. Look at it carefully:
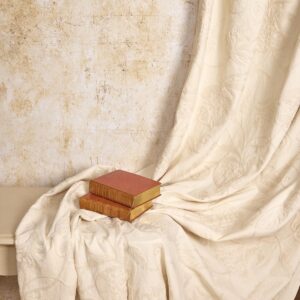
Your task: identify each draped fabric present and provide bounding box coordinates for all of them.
[16,1,300,299]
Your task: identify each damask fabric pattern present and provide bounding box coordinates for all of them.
[16,1,300,299]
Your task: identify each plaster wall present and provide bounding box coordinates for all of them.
[0,0,197,186]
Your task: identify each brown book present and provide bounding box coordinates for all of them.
[89,170,160,208]
[79,193,152,222]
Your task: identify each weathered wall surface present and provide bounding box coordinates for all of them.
[0,0,197,186]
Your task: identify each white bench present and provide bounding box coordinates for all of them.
[0,187,49,275]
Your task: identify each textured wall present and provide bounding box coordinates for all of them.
[0,0,196,186]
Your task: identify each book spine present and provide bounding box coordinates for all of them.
[89,181,133,207]
[80,197,130,221]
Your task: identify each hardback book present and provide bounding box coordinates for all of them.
[89,170,161,208]
[79,193,153,222]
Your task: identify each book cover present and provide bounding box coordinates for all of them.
[89,170,160,208]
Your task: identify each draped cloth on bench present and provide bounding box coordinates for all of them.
[16,1,300,299]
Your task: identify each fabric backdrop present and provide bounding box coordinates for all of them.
[16,0,300,299]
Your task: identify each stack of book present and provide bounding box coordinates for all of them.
[79,170,161,222]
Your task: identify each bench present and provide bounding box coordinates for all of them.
[0,187,49,275]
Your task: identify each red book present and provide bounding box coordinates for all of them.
[89,170,161,208]
[80,193,153,222]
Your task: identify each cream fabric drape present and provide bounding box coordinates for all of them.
[16,0,300,299]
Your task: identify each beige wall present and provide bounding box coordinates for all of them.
[0,0,196,186]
